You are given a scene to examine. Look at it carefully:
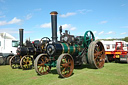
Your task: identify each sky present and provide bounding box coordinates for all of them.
[0,0,128,41]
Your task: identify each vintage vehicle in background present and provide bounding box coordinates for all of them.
[34,11,105,78]
[10,29,50,70]
[0,32,18,65]
[101,40,128,63]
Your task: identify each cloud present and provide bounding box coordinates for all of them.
[78,9,93,14]
[8,17,22,24]
[121,26,128,28]
[70,27,76,31]
[0,21,7,25]
[61,24,76,31]
[99,21,108,24]
[62,24,71,29]
[120,32,127,35]
[98,31,104,35]
[26,13,32,20]
[0,28,33,34]
[0,17,22,26]
[40,22,51,28]
[60,12,76,18]
[106,31,115,34]
[93,31,97,35]
[0,15,6,18]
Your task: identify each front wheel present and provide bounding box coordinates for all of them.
[34,54,51,75]
[10,55,20,69]
[20,55,34,70]
[57,53,74,78]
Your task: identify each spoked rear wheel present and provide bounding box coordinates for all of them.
[20,55,34,70]
[57,53,74,78]
[34,54,51,75]
[88,40,105,69]
[10,55,20,69]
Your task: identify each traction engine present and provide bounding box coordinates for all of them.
[34,11,105,78]
[10,29,50,70]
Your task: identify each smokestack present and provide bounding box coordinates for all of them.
[50,11,58,43]
[19,29,24,47]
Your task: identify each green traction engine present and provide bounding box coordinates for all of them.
[34,11,105,78]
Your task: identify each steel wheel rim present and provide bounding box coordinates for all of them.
[94,42,105,68]
[88,41,105,69]
[34,54,51,75]
[57,53,74,78]
[20,55,34,70]
[10,55,20,69]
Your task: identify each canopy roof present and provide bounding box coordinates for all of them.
[0,32,16,40]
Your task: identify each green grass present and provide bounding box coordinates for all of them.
[0,63,128,85]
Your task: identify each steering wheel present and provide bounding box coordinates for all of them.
[40,37,51,50]
[40,37,51,44]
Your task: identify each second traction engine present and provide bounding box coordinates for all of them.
[34,11,105,78]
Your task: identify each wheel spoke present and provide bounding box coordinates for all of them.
[34,54,51,75]
[88,41,105,69]
[57,54,74,78]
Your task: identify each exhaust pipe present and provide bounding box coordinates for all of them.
[50,11,58,43]
[19,29,24,47]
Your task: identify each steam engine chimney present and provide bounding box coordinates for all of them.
[19,29,24,47]
[50,11,58,43]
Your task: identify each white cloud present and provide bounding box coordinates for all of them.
[62,24,71,29]
[0,21,7,25]
[98,31,104,35]
[61,24,76,31]
[0,17,22,26]
[0,15,6,18]
[26,13,32,20]
[60,12,76,18]
[8,17,22,24]
[70,27,76,31]
[0,28,33,34]
[99,21,108,24]
[93,31,97,35]
[121,26,128,28]
[120,32,127,35]
[40,22,51,28]
[78,9,93,14]
[106,31,115,34]
[106,37,112,39]
[40,23,76,31]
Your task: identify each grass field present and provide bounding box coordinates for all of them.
[0,63,128,85]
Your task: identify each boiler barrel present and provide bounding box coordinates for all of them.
[46,43,84,56]
[16,47,42,56]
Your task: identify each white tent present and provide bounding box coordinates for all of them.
[0,32,16,40]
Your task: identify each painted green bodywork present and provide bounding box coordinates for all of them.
[49,30,95,67]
